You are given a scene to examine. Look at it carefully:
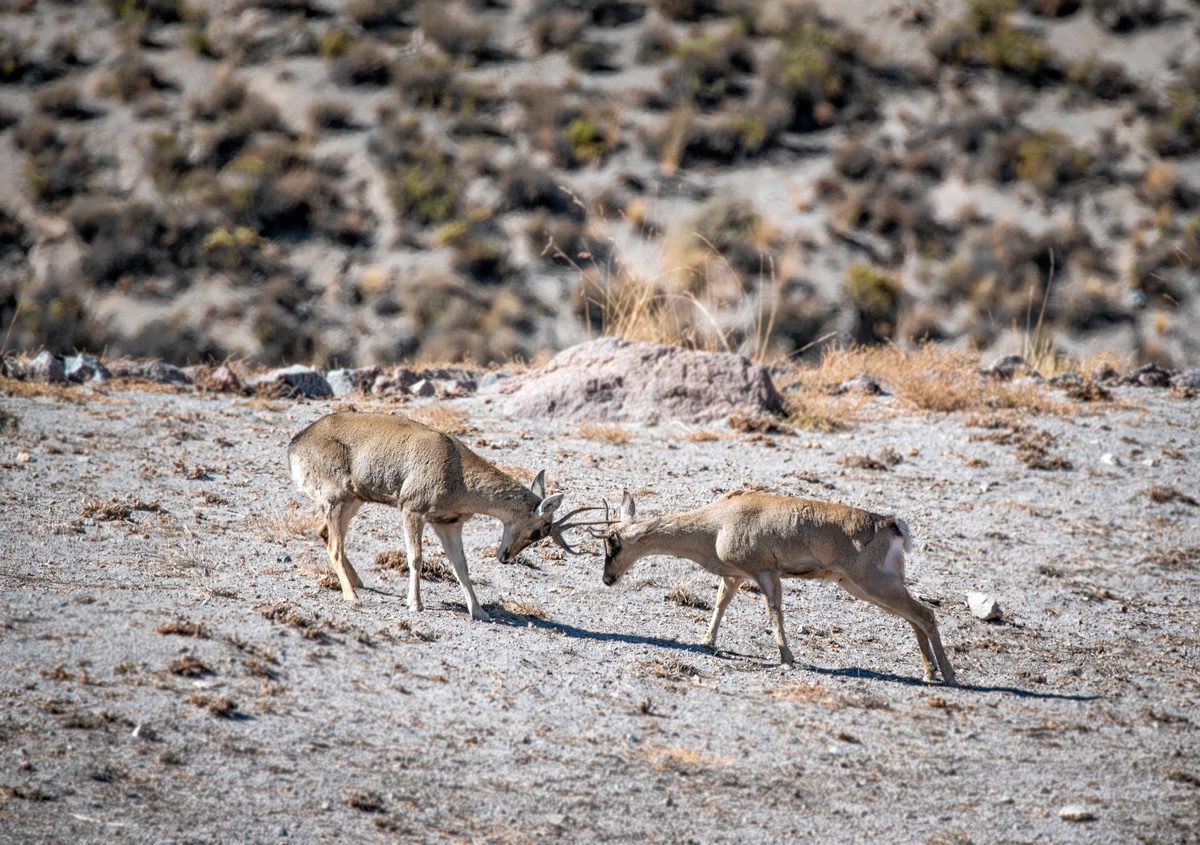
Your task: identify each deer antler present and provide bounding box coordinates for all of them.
[549,503,615,554]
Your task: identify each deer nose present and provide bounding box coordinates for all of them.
[602,573,615,586]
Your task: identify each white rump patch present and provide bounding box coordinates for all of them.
[881,535,906,577]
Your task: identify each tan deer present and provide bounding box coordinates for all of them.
[598,491,957,686]
[288,412,596,621]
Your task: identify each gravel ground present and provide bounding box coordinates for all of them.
[0,384,1197,844]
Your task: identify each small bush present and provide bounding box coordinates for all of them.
[1066,54,1137,101]
[33,80,95,119]
[529,8,589,54]
[636,19,677,62]
[930,0,1060,85]
[331,41,391,86]
[651,0,733,22]
[66,197,170,287]
[1012,130,1092,194]
[568,40,615,73]
[498,161,582,219]
[1147,68,1200,157]
[844,263,900,343]
[347,0,414,29]
[99,0,185,25]
[317,28,356,61]
[308,99,355,131]
[17,118,95,208]
[659,27,753,111]
[419,1,494,63]
[97,50,176,102]
[1021,0,1082,15]
[1088,0,1162,32]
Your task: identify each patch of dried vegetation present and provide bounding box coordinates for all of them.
[577,422,630,444]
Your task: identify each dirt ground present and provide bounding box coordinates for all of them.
[0,383,1197,844]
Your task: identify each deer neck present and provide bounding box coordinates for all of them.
[461,461,537,521]
[634,514,716,564]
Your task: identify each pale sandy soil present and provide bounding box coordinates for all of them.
[0,383,1197,843]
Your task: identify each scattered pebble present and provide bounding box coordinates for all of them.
[1058,805,1097,822]
[966,592,1002,622]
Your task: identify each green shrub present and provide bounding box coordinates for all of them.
[930,0,1060,84]
[844,263,900,342]
[661,28,753,110]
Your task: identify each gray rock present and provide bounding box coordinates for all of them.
[326,366,380,397]
[1058,805,1097,822]
[982,355,1042,381]
[110,360,191,385]
[833,373,889,396]
[479,370,513,389]
[1168,368,1200,390]
[249,365,332,399]
[63,353,111,383]
[966,591,1002,622]
[496,338,784,424]
[27,351,66,383]
[1091,364,1121,383]
[1124,363,1172,387]
[372,367,420,396]
[442,378,477,396]
[408,378,436,397]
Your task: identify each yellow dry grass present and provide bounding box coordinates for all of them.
[782,345,1076,418]
[577,422,630,444]
[407,403,470,435]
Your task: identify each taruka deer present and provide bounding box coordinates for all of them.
[598,491,957,686]
[288,412,597,621]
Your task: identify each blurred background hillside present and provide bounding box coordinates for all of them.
[0,0,1197,368]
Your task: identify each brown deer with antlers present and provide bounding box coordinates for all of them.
[596,491,957,686]
[288,412,598,621]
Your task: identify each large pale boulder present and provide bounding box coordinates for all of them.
[493,338,784,424]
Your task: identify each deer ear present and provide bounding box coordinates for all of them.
[537,492,564,515]
[530,469,546,499]
[620,490,636,522]
[625,516,661,542]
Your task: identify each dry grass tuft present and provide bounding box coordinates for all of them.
[264,509,321,543]
[679,428,721,442]
[784,345,1072,416]
[664,583,712,610]
[188,692,238,718]
[0,375,83,403]
[765,681,832,704]
[258,601,332,644]
[497,598,548,620]
[408,403,470,435]
[786,393,856,432]
[577,422,631,444]
[839,454,889,472]
[375,550,457,582]
[643,744,729,772]
[968,417,1073,470]
[727,409,791,435]
[80,497,162,521]
[345,789,385,813]
[168,655,212,677]
[1147,486,1199,507]
[637,655,703,681]
[156,619,211,638]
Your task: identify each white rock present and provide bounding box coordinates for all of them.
[966,591,1002,622]
[1100,453,1120,466]
[1058,805,1097,822]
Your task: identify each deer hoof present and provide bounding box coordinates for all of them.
[341,590,360,603]
[471,608,492,623]
[779,648,795,667]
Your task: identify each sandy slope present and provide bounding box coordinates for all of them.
[0,385,1197,843]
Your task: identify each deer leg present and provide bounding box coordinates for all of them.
[431,523,491,623]
[753,571,794,667]
[401,511,425,613]
[703,576,743,650]
[323,500,359,603]
[839,577,957,687]
[339,500,364,589]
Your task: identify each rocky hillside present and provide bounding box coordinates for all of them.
[1,0,1198,367]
